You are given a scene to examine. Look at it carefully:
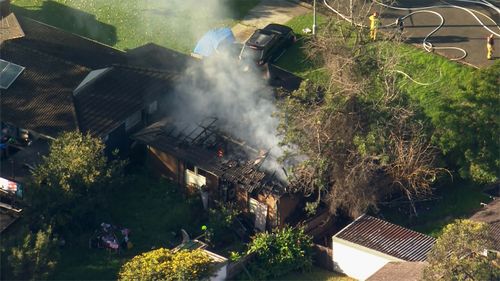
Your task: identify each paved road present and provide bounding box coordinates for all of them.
[324,0,499,68]
[231,0,310,42]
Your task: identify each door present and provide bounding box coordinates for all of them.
[249,198,267,231]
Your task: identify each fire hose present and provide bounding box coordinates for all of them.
[323,0,500,60]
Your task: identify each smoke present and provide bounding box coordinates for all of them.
[168,53,287,178]
[152,0,287,179]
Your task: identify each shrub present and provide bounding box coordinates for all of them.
[8,225,60,280]
[206,202,240,246]
[246,226,313,279]
[118,248,214,281]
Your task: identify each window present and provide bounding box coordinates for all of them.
[102,134,109,143]
[148,101,158,114]
[125,111,141,131]
[0,59,25,89]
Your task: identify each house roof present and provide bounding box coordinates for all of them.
[74,65,179,136]
[0,13,24,43]
[126,43,197,70]
[470,198,500,251]
[366,262,428,281]
[1,16,182,138]
[0,41,88,136]
[14,16,126,69]
[133,119,286,196]
[333,215,436,262]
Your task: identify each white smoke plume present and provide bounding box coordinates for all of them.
[141,0,288,179]
[168,53,286,178]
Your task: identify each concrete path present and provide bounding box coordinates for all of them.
[232,0,310,42]
[324,0,499,68]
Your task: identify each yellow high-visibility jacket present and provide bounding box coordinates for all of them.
[369,15,380,29]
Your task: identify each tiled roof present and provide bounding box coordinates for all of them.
[0,13,24,43]
[367,262,428,281]
[333,215,436,261]
[470,198,500,251]
[1,17,181,137]
[14,16,126,69]
[74,65,179,136]
[126,43,197,71]
[0,41,88,136]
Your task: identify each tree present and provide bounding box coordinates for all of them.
[8,225,60,280]
[432,61,500,184]
[278,20,443,217]
[424,220,500,281]
[246,226,313,279]
[118,248,214,281]
[28,131,125,231]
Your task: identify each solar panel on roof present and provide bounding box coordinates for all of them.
[0,59,25,89]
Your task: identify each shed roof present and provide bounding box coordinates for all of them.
[470,198,500,251]
[333,215,436,262]
[367,262,427,281]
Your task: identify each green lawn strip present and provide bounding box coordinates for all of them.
[277,266,354,281]
[275,13,329,85]
[378,179,491,237]
[12,0,260,53]
[383,42,476,122]
[51,173,206,280]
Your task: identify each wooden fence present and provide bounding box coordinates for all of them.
[313,243,334,271]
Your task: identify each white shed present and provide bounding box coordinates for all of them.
[332,215,435,280]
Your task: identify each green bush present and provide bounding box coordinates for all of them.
[118,248,214,281]
[246,226,313,279]
[8,225,60,280]
[206,202,240,246]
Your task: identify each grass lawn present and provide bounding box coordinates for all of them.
[378,179,491,237]
[11,0,260,53]
[276,13,329,85]
[277,266,354,281]
[50,173,206,280]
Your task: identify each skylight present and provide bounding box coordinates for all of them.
[0,59,25,89]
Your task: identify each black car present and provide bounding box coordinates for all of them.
[239,23,296,65]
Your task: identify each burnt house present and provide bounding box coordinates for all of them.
[133,118,302,231]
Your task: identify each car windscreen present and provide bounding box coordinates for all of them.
[240,46,264,61]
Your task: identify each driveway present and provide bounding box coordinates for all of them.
[232,0,310,42]
[323,0,499,68]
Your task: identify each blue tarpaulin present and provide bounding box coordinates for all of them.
[193,28,236,57]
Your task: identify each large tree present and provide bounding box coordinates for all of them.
[28,131,125,231]
[118,248,214,281]
[278,20,443,217]
[424,220,500,281]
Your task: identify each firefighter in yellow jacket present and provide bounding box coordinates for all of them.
[487,34,494,60]
[369,12,380,40]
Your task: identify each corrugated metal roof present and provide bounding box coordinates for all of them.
[333,215,436,261]
[470,198,500,251]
